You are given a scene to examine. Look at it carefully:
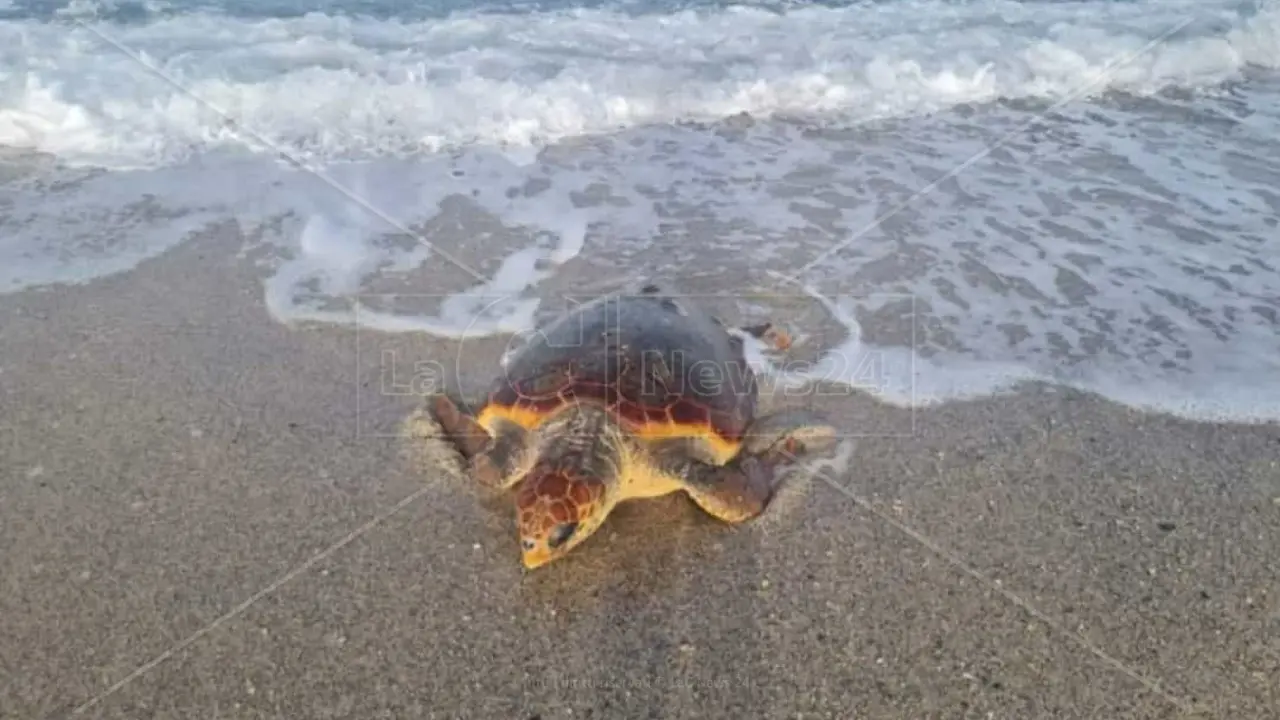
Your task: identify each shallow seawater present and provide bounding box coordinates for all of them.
[1,0,1278,422]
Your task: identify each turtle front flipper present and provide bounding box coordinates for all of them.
[649,409,838,523]
[741,409,837,460]
[428,392,488,458]
[428,393,529,491]
[673,454,782,524]
[644,438,780,524]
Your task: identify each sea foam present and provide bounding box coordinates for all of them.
[0,1,1275,167]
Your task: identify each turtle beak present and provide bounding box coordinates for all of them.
[521,546,553,570]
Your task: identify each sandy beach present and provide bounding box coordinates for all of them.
[1,223,1276,719]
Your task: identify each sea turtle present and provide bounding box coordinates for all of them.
[428,283,836,569]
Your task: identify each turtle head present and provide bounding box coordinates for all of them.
[511,403,627,569]
[513,464,612,569]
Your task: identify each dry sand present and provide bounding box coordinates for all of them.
[1,225,1277,720]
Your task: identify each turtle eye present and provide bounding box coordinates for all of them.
[547,522,578,549]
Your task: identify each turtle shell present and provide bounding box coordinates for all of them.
[476,290,758,464]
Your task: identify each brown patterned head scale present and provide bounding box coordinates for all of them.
[514,465,610,569]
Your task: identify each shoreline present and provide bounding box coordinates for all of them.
[1,224,1277,718]
[6,87,1279,426]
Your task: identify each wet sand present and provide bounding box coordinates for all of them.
[1,225,1277,719]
